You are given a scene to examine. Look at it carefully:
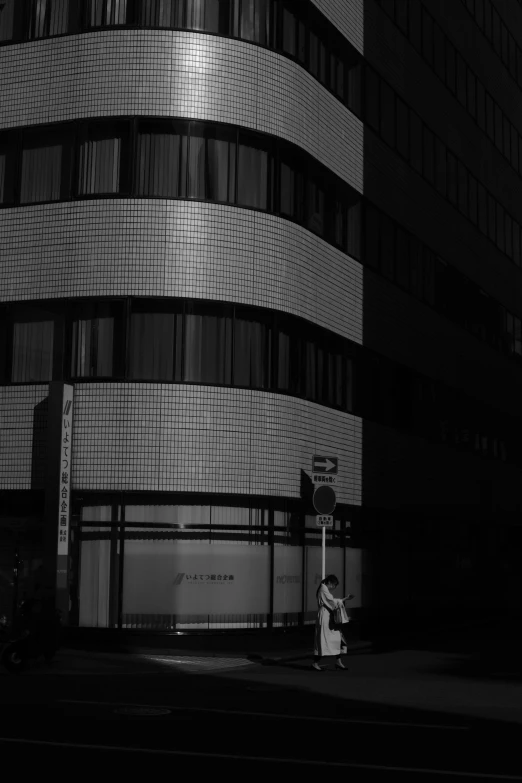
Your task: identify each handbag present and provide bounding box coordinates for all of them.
[334,603,349,625]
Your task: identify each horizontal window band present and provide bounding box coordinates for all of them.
[1,295,521,468]
[0,115,521,371]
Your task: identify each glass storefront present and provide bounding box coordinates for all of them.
[75,498,360,631]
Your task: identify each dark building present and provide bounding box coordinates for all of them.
[0,0,521,634]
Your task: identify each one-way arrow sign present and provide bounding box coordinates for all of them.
[312,456,338,474]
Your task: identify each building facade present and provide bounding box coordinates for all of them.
[0,0,521,633]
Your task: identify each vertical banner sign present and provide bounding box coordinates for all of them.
[56,385,74,601]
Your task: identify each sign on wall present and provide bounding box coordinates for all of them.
[123,542,271,616]
[57,385,74,557]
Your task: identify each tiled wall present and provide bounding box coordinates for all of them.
[0,32,363,195]
[0,383,362,504]
[0,201,363,345]
[311,0,364,55]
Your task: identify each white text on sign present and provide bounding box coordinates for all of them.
[316,515,334,527]
[312,474,337,485]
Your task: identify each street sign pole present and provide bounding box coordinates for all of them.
[321,527,326,579]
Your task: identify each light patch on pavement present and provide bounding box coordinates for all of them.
[138,655,256,672]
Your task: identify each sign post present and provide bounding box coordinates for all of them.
[312,457,338,581]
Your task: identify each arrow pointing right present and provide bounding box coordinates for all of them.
[314,458,336,472]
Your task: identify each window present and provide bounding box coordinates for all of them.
[380,213,395,281]
[282,6,296,55]
[396,227,410,290]
[469,175,478,225]
[12,319,54,382]
[456,54,467,106]
[421,8,434,65]
[71,303,118,377]
[277,319,302,395]
[137,0,182,28]
[346,201,361,261]
[514,223,521,267]
[445,42,456,94]
[486,93,495,140]
[234,0,271,44]
[0,0,18,40]
[409,0,422,50]
[457,161,468,216]
[433,22,446,81]
[494,104,503,151]
[0,131,15,205]
[27,0,69,38]
[129,309,180,380]
[478,182,488,234]
[434,138,446,196]
[409,113,423,174]
[423,126,435,184]
[136,121,185,198]
[306,172,325,237]
[505,214,513,259]
[476,81,486,131]
[233,308,271,388]
[496,203,504,253]
[488,193,496,242]
[184,303,232,384]
[466,69,476,117]
[20,129,69,204]
[379,81,395,148]
[364,67,380,132]
[503,116,511,161]
[186,0,225,34]
[77,123,126,195]
[85,0,128,27]
[346,62,362,117]
[237,135,269,209]
[511,126,519,172]
[447,152,458,206]
[396,97,409,159]
[364,204,380,270]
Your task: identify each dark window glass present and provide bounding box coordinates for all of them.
[511,126,519,171]
[279,158,296,218]
[509,34,517,79]
[447,151,458,206]
[137,0,181,28]
[303,330,316,401]
[421,8,434,65]
[476,81,486,130]
[409,113,423,174]
[27,0,70,38]
[409,236,422,299]
[317,340,344,408]
[380,213,395,281]
[505,213,513,259]
[364,204,380,270]
[484,0,492,40]
[297,19,306,63]
[478,182,488,234]
[501,24,509,66]
[0,0,18,40]
[277,318,302,395]
[492,9,502,53]
[233,308,271,388]
[334,197,346,249]
[469,174,478,225]
[85,0,128,27]
[71,303,118,378]
[409,0,422,50]
[423,126,435,184]
[346,201,361,260]
[475,0,484,27]
[136,121,184,198]
[329,53,345,101]
[77,122,127,196]
[494,103,503,150]
[518,49,522,87]
[306,171,325,237]
[186,0,227,34]
[422,248,436,306]
[184,303,232,384]
[496,203,504,253]
[395,0,408,34]
[486,93,494,140]
[347,62,362,117]
[237,134,269,209]
[445,42,456,94]
[434,138,446,196]
[379,81,395,148]
[396,97,409,159]
[364,67,380,132]
[488,193,496,242]
[433,22,446,81]
[129,310,179,380]
[513,222,521,267]
[11,316,54,383]
[0,132,15,205]
[457,161,468,216]
[456,54,467,106]
[503,116,511,161]
[466,69,476,117]
[282,6,296,55]
[396,227,410,289]
[206,126,236,202]
[20,129,70,204]
[309,31,318,77]
[233,0,270,43]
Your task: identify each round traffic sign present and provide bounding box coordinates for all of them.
[313,485,336,515]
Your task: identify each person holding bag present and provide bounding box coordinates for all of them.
[312,574,354,671]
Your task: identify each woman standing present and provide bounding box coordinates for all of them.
[312,574,354,671]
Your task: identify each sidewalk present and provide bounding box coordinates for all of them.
[61,623,372,664]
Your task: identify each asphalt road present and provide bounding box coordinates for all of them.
[1,652,522,780]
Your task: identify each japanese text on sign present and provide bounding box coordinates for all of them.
[57,387,73,556]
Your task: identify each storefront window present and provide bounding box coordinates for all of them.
[11,320,54,382]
